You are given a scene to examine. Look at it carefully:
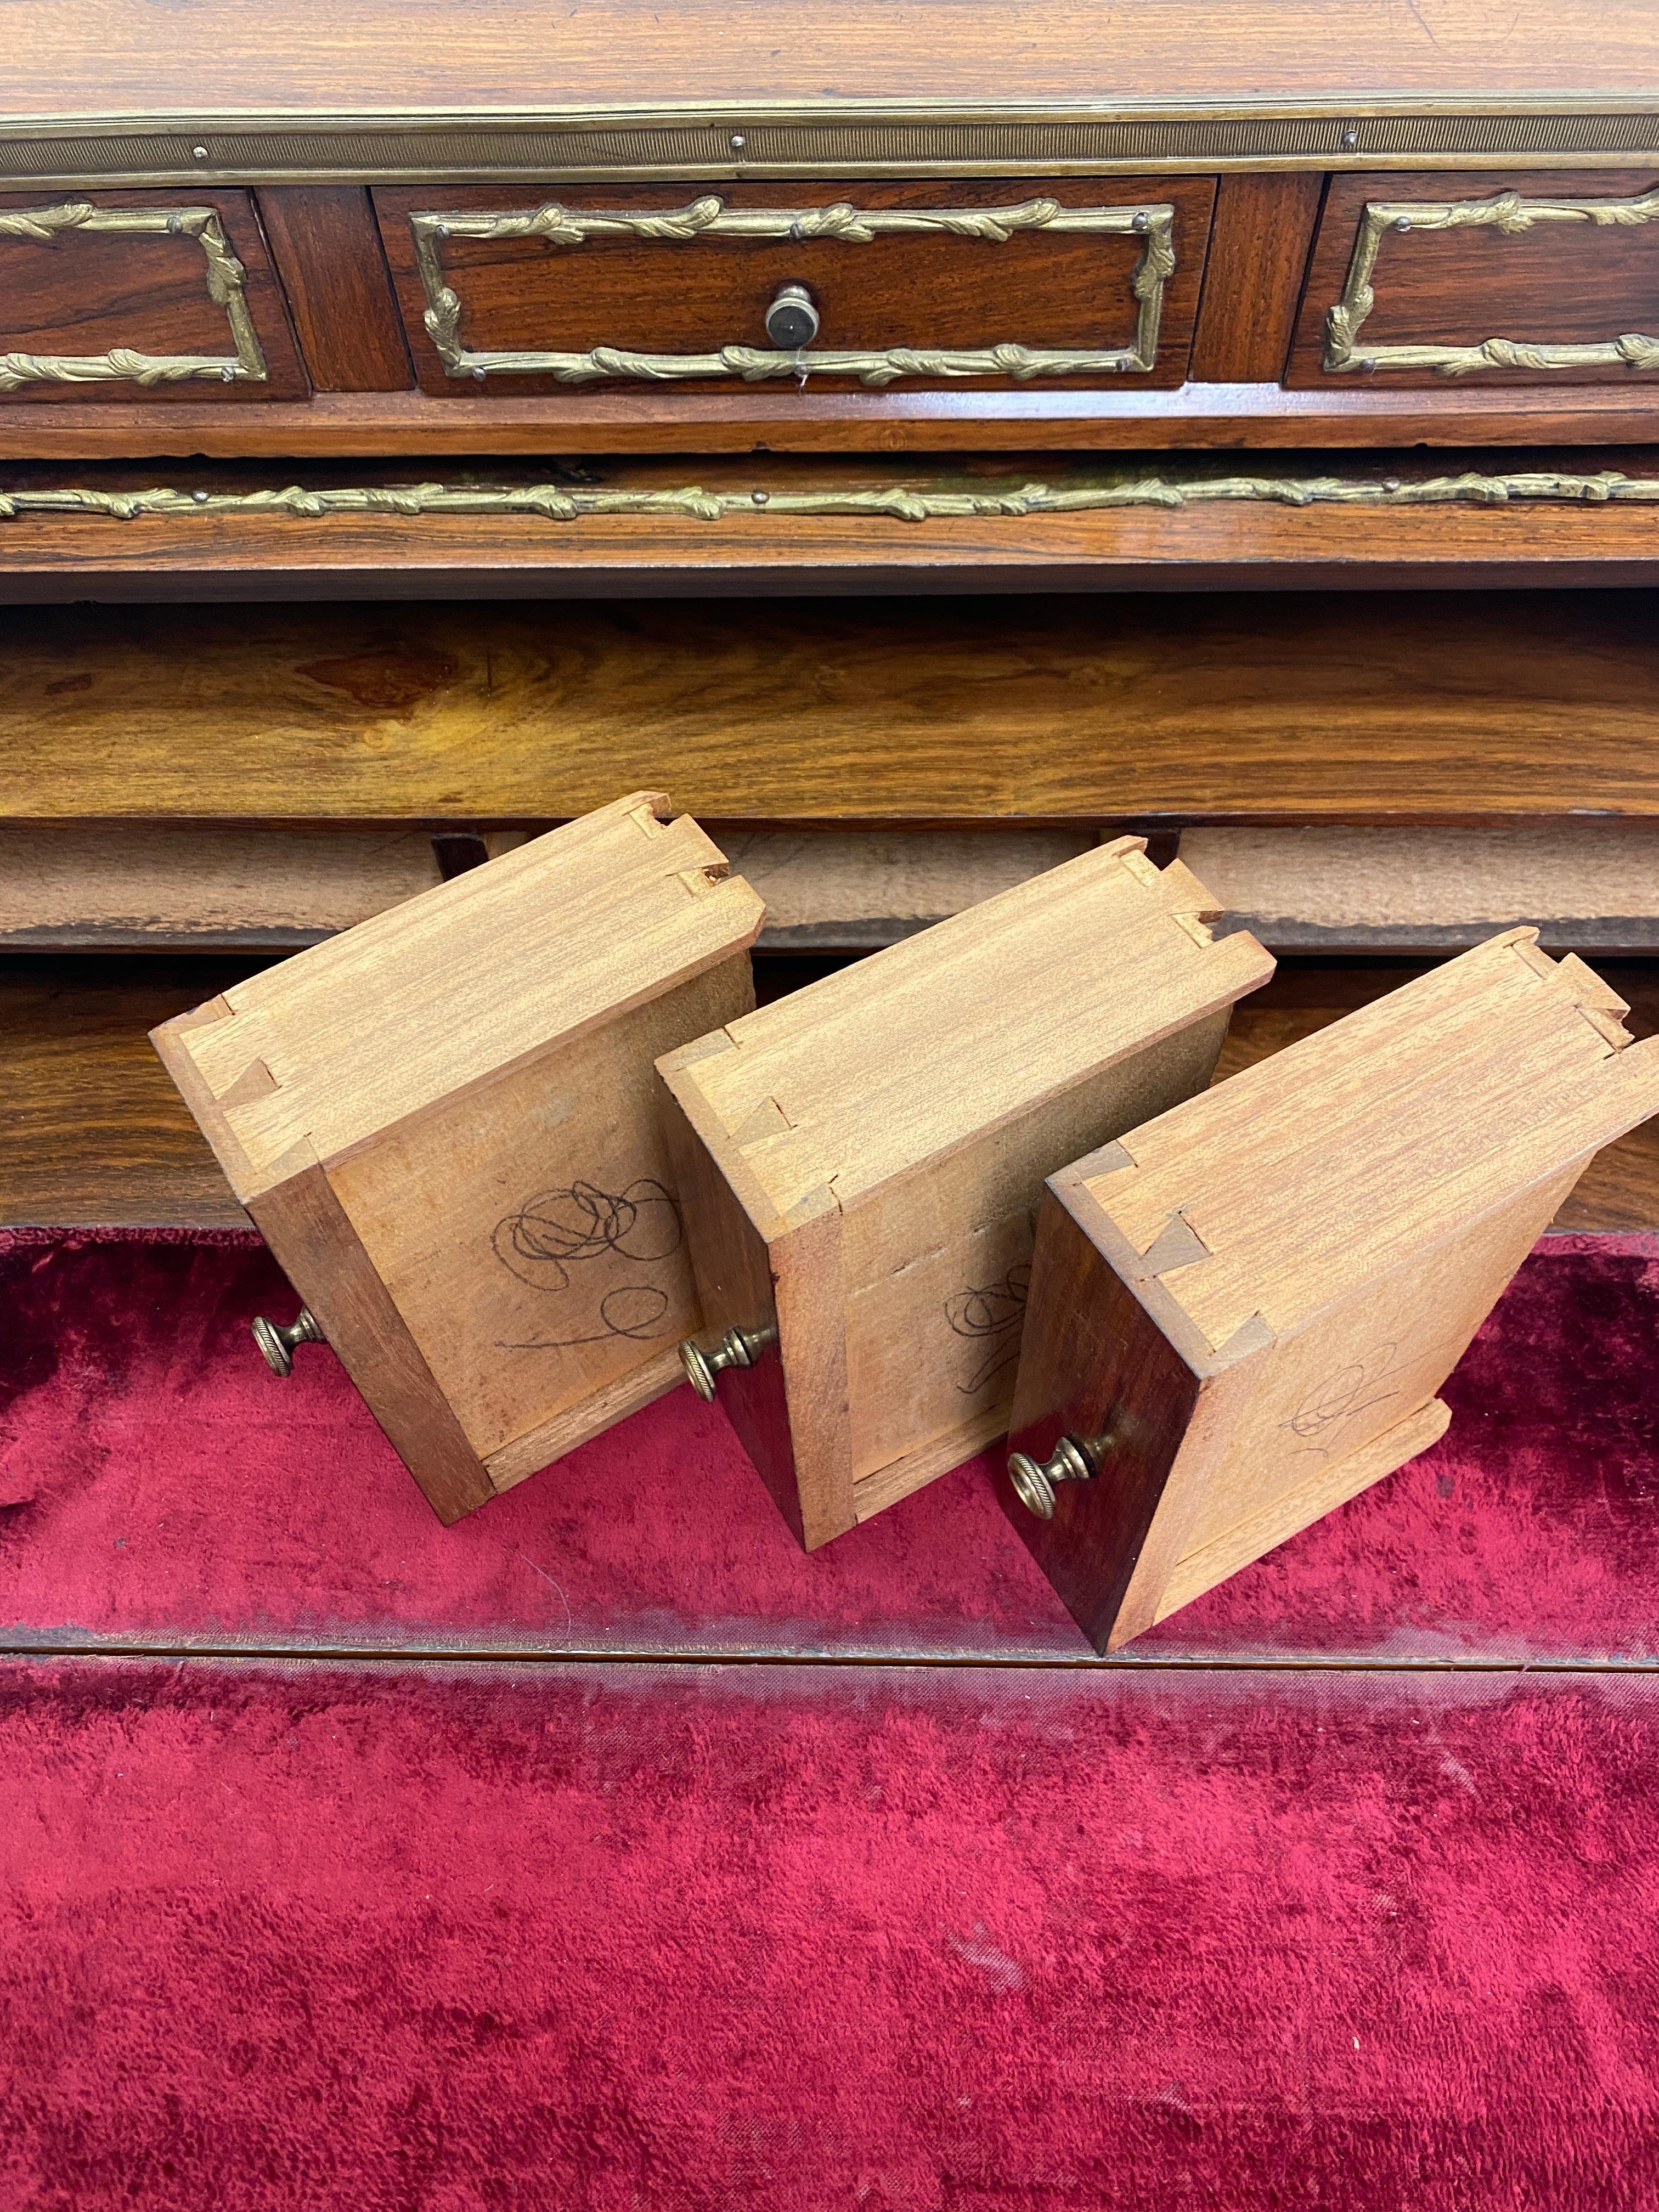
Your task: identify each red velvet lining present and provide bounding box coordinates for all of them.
[4,1658,1658,2210]
[0,1231,1655,1660]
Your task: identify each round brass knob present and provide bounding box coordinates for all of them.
[764,283,820,349]
[679,1322,779,1402]
[1007,1432,1107,1519]
[252,1306,326,1378]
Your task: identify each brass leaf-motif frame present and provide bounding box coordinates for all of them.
[1324,185,1659,376]
[408,194,1176,385]
[0,202,268,392]
[2,468,1656,524]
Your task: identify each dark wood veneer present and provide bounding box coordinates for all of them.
[1190,172,1325,385]
[1293,170,1659,389]
[998,1182,1203,1654]
[0,189,308,405]
[256,187,413,392]
[374,179,1215,396]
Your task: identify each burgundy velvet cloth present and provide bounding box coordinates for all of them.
[5,1658,1659,2209]
[1,1228,1656,1659]
[4,1230,1659,2208]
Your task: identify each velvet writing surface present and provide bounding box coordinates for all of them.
[3,1656,1659,2211]
[2,1227,1657,1662]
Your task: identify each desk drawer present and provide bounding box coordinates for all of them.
[373,179,1214,394]
[1290,169,1659,386]
[0,190,308,403]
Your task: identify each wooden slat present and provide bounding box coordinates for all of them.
[17,822,1659,960]
[8,386,1659,461]
[3,592,1657,825]
[0,823,1094,952]
[7,953,1656,1232]
[0,957,256,1227]
[4,478,1659,593]
[1188,822,1659,955]
[1215,960,1659,1235]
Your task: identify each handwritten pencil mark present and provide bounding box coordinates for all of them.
[1283,1342,1402,1456]
[493,1177,682,1350]
[945,1262,1031,1395]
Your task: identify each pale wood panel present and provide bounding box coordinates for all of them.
[1176,1168,1578,1560]
[0,824,448,948]
[1016,938,1659,1647]
[162,798,764,1198]
[1091,935,1659,1346]
[664,843,1274,1528]
[2,595,1657,825]
[0,822,1091,952]
[841,1009,1229,1484]
[330,960,749,1465]
[1154,1396,1453,1624]
[6,953,1659,1232]
[15,0,1656,110]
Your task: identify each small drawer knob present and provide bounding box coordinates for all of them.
[1007,1431,1111,1520]
[764,282,820,349]
[252,1306,326,1378]
[679,1322,780,1402]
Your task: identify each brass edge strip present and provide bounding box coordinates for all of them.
[1,468,1655,524]
[1,103,1658,183]
[1326,184,1659,376]
[0,202,267,390]
[409,195,1175,385]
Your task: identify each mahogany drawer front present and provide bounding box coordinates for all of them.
[0,190,308,404]
[373,178,1215,395]
[1290,169,1659,388]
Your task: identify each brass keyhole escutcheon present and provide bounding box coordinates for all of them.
[679,1322,780,1402]
[1007,1431,1113,1519]
[252,1306,326,1378]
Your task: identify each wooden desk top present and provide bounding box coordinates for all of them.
[8,0,1659,121]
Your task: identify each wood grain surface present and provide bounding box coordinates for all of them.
[2,592,1655,824]
[2,452,1656,597]
[1189,822,1659,956]
[0,190,308,404]
[1189,173,1325,385]
[255,187,413,392]
[8,383,1659,460]
[6,954,1657,1232]
[10,0,1659,110]
[1291,170,1659,388]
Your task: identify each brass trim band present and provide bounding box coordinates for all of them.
[0,202,267,391]
[1,469,1655,525]
[410,196,1175,385]
[1325,186,1659,377]
[0,106,1657,186]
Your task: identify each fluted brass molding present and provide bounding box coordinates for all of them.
[0,202,267,392]
[2,105,1659,187]
[410,195,1175,384]
[1325,185,1659,377]
[2,469,1655,525]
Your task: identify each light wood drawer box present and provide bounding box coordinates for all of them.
[1290,168,1659,386]
[151,795,763,1522]
[1002,933,1659,1653]
[657,838,1272,1548]
[0,190,308,403]
[372,179,1214,395]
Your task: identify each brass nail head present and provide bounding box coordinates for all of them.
[678,1322,778,1402]
[1007,1432,1108,1520]
[252,1306,326,1378]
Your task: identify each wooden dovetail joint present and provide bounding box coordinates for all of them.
[1139,1209,1211,1276]
[675,863,731,896]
